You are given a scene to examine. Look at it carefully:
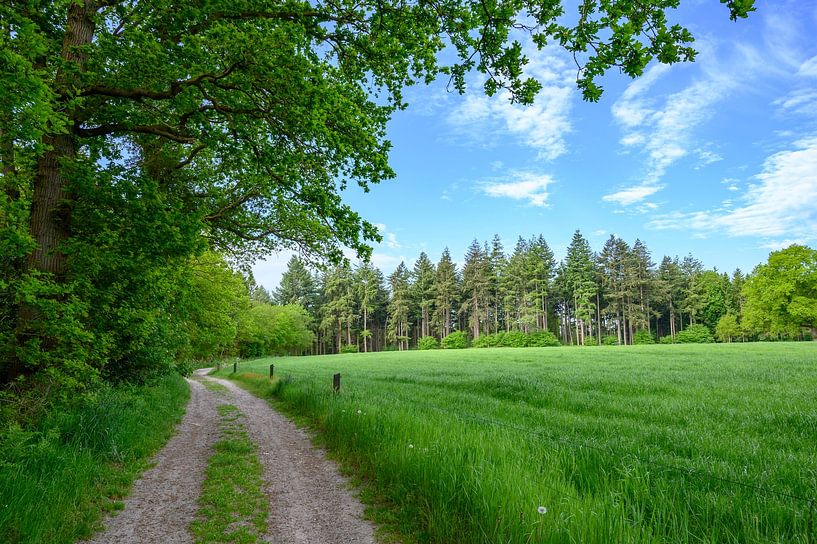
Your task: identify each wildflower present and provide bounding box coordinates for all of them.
[408,443,414,449]
[537,506,548,515]
[357,409,362,414]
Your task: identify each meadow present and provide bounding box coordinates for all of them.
[217,343,817,544]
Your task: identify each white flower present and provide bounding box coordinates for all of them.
[408,443,414,449]
[537,506,548,515]
[357,409,362,414]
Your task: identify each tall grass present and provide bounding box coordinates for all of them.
[0,374,189,544]
[220,343,817,544]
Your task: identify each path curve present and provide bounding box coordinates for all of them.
[83,369,377,544]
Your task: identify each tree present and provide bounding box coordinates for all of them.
[715,314,740,343]
[1,0,754,387]
[564,230,597,345]
[433,248,459,339]
[355,261,385,353]
[274,256,318,315]
[387,262,411,351]
[462,240,490,339]
[742,245,817,338]
[411,252,436,340]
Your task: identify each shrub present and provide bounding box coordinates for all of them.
[527,331,560,347]
[676,324,714,344]
[418,336,439,350]
[583,336,598,346]
[659,335,675,344]
[339,343,359,354]
[441,331,468,349]
[633,330,656,345]
[500,330,529,347]
[602,335,619,346]
[472,334,493,348]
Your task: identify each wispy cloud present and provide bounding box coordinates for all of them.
[606,42,766,205]
[447,45,575,160]
[602,183,664,206]
[647,136,817,246]
[479,171,555,208]
[373,223,401,249]
[798,54,817,77]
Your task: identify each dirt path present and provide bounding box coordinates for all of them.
[83,376,221,544]
[83,369,376,544]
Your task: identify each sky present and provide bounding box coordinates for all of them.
[253,0,817,291]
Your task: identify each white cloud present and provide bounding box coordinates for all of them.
[480,171,555,208]
[798,54,817,77]
[646,136,817,245]
[774,89,817,117]
[447,45,575,160]
[373,223,401,249]
[602,183,664,206]
[760,238,809,250]
[608,42,764,205]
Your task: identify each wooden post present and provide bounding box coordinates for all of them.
[216,362,221,372]
[233,361,237,374]
[333,373,341,394]
[269,364,274,379]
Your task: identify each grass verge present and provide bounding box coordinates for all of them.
[0,373,189,544]
[190,403,268,544]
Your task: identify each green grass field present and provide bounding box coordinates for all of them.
[217,343,817,544]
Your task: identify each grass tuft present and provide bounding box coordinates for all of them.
[0,374,189,544]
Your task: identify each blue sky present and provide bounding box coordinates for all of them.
[253,0,817,290]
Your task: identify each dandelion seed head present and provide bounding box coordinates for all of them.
[537,506,548,515]
[409,443,414,449]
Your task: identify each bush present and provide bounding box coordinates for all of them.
[659,335,675,344]
[441,331,468,349]
[472,334,494,348]
[418,336,439,350]
[583,336,598,346]
[676,324,714,344]
[339,343,359,354]
[602,335,619,346]
[527,331,560,347]
[633,330,656,345]
[500,330,529,347]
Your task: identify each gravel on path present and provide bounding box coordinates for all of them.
[82,372,221,544]
[82,369,378,544]
[207,376,377,544]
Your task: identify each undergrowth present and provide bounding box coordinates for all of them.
[0,374,189,544]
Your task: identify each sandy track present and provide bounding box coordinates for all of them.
[83,369,376,544]
[82,375,221,544]
[207,376,376,544]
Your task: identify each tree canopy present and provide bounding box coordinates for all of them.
[1,0,754,389]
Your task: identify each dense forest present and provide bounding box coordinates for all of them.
[268,233,817,353]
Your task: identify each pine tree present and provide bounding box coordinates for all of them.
[412,252,436,340]
[462,240,491,339]
[488,235,507,333]
[387,262,412,350]
[564,230,597,345]
[355,261,385,352]
[274,256,318,314]
[433,248,459,338]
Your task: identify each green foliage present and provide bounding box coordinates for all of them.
[418,336,439,350]
[659,335,676,345]
[472,330,561,348]
[225,342,815,544]
[715,314,741,343]
[528,331,561,347]
[441,331,468,349]
[602,335,620,346]
[742,245,817,337]
[0,374,188,543]
[339,344,359,354]
[583,336,599,346]
[237,304,314,358]
[676,324,714,344]
[633,330,656,345]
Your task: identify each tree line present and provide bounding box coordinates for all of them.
[270,232,817,353]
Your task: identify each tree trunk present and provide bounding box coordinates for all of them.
[10,0,97,383]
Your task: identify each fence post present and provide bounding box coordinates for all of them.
[269,364,274,379]
[333,373,341,394]
[233,361,237,374]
